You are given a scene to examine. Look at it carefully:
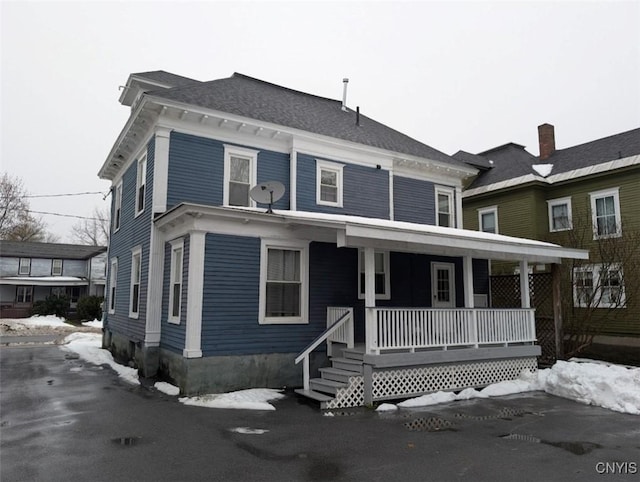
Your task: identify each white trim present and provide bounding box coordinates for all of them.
[547,196,573,232]
[435,185,455,228]
[316,159,344,207]
[168,238,184,324]
[184,231,205,358]
[358,249,391,300]
[478,206,498,234]
[129,246,142,319]
[18,258,31,275]
[144,225,164,345]
[51,259,63,276]
[589,187,622,239]
[108,257,118,314]
[455,186,463,228]
[223,144,259,207]
[388,169,394,221]
[152,127,171,214]
[259,239,309,325]
[113,181,123,232]
[135,152,148,217]
[290,148,297,211]
[431,262,456,308]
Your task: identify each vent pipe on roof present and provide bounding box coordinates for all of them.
[342,78,349,111]
[356,106,360,126]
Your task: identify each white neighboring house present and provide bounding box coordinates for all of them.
[0,241,107,318]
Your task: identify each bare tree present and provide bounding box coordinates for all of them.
[0,172,49,241]
[70,206,110,246]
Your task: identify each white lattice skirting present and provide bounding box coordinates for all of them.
[325,357,538,409]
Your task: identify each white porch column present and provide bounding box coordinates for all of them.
[290,147,297,211]
[364,247,377,354]
[462,256,474,308]
[144,225,164,345]
[519,260,531,308]
[152,127,171,214]
[183,231,206,358]
[455,186,463,228]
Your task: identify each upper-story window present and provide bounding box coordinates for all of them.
[136,153,147,215]
[478,206,498,233]
[590,188,621,239]
[52,259,63,276]
[113,181,123,232]
[547,197,573,232]
[316,160,344,207]
[358,250,390,300]
[224,145,259,207]
[129,247,142,318]
[19,258,31,275]
[435,186,455,227]
[168,239,184,324]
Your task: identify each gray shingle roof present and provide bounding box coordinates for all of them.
[0,241,106,260]
[463,128,640,189]
[452,150,494,170]
[130,70,201,87]
[146,73,468,168]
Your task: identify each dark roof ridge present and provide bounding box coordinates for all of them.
[477,142,528,156]
[545,127,640,159]
[231,72,344,105]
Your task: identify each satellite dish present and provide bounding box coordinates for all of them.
[249,181,285,214]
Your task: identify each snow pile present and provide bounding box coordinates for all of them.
[179,388,285,411]
[532,164,553,177]
[82,319,103,329]
[376,403,398,412]
[155,381,180,396]
[4,315,71,329]
[62,333,140,385]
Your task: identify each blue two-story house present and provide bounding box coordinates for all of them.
[99,71,587,408]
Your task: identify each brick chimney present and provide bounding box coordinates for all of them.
[538,123,555,160]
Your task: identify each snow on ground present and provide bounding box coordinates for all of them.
[2,315,71,329]
[82,319,103,329]
[179,389,285,411]
[381,360,640,415]
[155,381,180,396]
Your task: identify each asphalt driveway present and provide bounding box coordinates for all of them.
[1,344,638,482]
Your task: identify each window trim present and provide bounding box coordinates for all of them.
[113,181,123,232]
[16,285,33,303]
[316,159,344,207]
[547,196,573,232]
[19,258,31,275]
[478,206,498,234]
[108,258,118,314]
[435,186,455,228]
[223,144,259,207]
[259,239,309,325]
[590,187,621,239]
[135,153,147,216]
[573,263,625,309]
[52,259,63,276]
[168,239,184,325]
[129,247,142,318]
[357,249,391,300]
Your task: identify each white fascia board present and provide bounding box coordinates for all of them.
[0,277,89,286]
[462,174,545,198]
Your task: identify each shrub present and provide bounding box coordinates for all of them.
[31,295,70,318]
[77,295,104,321]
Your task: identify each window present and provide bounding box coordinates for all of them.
[19,258,31,275]
[316,160,344,207]
[590,188,621,238]
[259,240,308,324]
[16,286,33,303]
[435,187,455,227]
[358,250,390,300]
[129,247,142,318]
[478,207,498,233]
[136,154,147,215]
[573,264,625,308]
[168,240,184,324]
[224,145,258,207]
[52,259,63,276]
[109,258,118,314]
[547,197,572,232]
[113,182,123,231]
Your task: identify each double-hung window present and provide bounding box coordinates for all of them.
[316,160,344,207]
[168,240,184,324]
[358,250,390,300]
[129,247,142,318]
[16,286,33,303]
[478,206,498,233]
[547,197,572,232]
[573,263,625,308]
[136,154,147,215]
[109,258,118,313]
[224,145,258,207]
[114,182,123,232]
[435,186,455,227]
[590,188,621,238]
[52,259,63,276]
[259,240,308,324]
[19,258,31,275]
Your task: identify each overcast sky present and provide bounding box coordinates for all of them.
[2,1,638,242]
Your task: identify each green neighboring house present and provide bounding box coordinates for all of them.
[457,124,640,358]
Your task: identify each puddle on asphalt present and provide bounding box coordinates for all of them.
[404,417,457,432]
[500,433,602,455]
[111,436,140,446]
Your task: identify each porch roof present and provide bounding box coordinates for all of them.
[155,204,589,264]
[0,277,89,287]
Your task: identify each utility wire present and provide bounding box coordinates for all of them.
[22,191,107,199]
[28,210,108,222]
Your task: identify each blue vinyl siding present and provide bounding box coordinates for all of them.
[104,138,154,342]
[167,132,290,210]
[394,175,435,224]
[296,154,389,218]
[473,259,490,295]
[160,235,189,354]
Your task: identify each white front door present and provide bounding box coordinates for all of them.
[431,262,455,308]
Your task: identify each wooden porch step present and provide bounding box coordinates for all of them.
[309,377,347,395]
[330,357,364,374]
[319,367,357,384]
[294,388,334,403]
[342,348,365,361]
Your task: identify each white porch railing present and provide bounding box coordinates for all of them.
[367,307,536,354]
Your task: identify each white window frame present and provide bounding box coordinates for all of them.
[129,247,142,318]
[19,258,31,275]
[590,188,622,239]
[478,206,498,234]
[108,258,118,314]
[547,197,573,232]
[573,263,625,309]
[135,153,147,216]
[168,239,184,324]
[357,249,391,300]
[316,159,344,207]
[259,239,309,325]
[113,181,123,232]
[435,186,455,228]
[16,286,33,303]
[52,259,63,276]
[223,144,259,207]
